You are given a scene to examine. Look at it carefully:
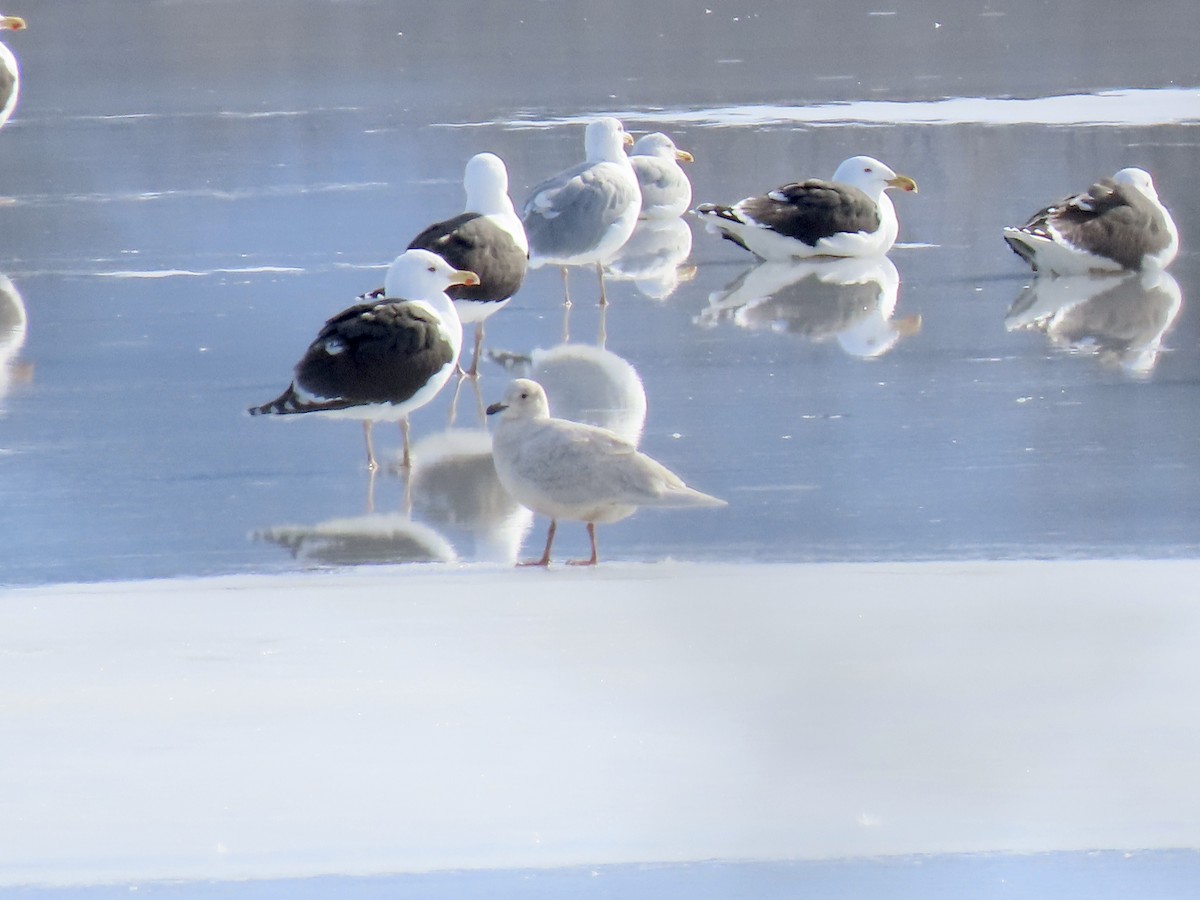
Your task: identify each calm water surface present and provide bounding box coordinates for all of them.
[2,0,1199,584]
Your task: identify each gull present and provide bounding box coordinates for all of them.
[629,132,694,220]
[1003,167,1178,275]
[406,152,528,377]
[249,249,478,471]
[487,378,725,566]
[521,117,641,306]
[695,155,917,260]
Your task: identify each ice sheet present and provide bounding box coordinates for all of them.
[3,560,1199,886]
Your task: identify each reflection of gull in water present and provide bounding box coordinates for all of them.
[489,342,647,445]
[255,514,457,566]
[697,255,920,358]
[0,273,31,409]
[605,216,696,300]
[406,428,534,565]
[1005,269,1183,375]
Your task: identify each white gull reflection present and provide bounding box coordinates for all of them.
[406,428,534,565]
[697,255,920,359]
[1005,269,1183,376]
[490,342,648,446]
[0,273,31,412]
[605,216,696,300]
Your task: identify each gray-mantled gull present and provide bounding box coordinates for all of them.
[629,132,694,220]
[1003,167,1178,275]
[694,155,917,261]
[521,117,641,306]
[249,249,478,471]
[486,378,725,566]
[0,14,25,130]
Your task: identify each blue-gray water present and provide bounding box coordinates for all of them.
[4,0,1198,583]
[7,852,1200,900]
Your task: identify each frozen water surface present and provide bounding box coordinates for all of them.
[2,0,1200,895]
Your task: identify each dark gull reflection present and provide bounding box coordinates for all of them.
[697,255,920,358]
[1005,270,1183,376]
[254,514,457,566]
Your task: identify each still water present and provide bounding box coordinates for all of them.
[2,0,1199,584]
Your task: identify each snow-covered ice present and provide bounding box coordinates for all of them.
[3,560,1199,887]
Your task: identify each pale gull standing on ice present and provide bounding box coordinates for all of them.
[1002,167,1178,276]
[487,378,725,567]
[521,117,642,306]
[694,155,917,261]
[628,132,694,220]
[249,249,478,471]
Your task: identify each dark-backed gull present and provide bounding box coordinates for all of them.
[486,378,725,567]
[694,155,917,261]
[249,249,478,471]
[406,153,528,377]
[1003,167,1178,276]
[521,117,641,306]
[629,132,694,220]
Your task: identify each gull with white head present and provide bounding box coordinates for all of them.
[1003,167,1178,276]
[249,249,478,471]
[487,378,725,566]
[405,152,529,376]
[521,117,642,306]
[629,132,695,220]
[694,155,917,261]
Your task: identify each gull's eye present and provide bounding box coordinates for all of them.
[427,265,436,272]
[863,167,873,173]
[520,392,528,399]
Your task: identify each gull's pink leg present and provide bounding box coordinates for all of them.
[518,519,557,567]
[567,522,599,566]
